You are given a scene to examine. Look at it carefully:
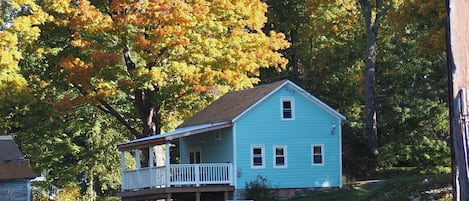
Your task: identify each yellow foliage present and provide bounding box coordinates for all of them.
[0,0,50,97]
[96,81,119,98]
[56,186,80,201]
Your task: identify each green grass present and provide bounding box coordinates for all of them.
[289,188,370,201]
[288,174,452,201]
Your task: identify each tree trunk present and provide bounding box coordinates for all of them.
[359,0,381,155]
[123,45,163,138]
[290,28,300,83]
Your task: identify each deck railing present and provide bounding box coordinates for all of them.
[122,163,233,190]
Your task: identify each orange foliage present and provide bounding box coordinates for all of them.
[70,34,91,49]
[90,51,122,69]
[58,55,93,91]
[70,1,112,33]
[117,79,137,89]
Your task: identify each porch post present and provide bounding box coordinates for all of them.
[165,140,170,187]
[135,149,141,169]
[120,151,126,190]
[135,149,141,189]
[166,193,172,201]
[149,147,154,167]
[149,147,155,187]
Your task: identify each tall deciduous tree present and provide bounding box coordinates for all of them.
[358,0,382,155]
[39,0,289,138]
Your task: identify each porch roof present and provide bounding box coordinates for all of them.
[118,121,232,151]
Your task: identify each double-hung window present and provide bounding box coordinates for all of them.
[312,145,324,165]
[273,145,287,168]
[251,145,265,168]
[281,97,295,120]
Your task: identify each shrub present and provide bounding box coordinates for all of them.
[245,175,278,201]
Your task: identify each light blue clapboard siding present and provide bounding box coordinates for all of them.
[0,180,31,201]
[234,86,342,189]
[180,128,233,164]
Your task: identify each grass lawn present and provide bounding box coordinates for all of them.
[288,173,452,201]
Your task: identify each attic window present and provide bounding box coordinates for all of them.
[281,97,294,120]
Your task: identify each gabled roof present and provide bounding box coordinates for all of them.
[0,136,36,180]
[0,135,24,162]
[179,79,345,128]
[178,80,286,128]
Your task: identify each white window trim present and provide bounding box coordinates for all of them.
[273,145,288,168]
[311,144,324,166]
[280,97,295,120]
[251,145,265,169]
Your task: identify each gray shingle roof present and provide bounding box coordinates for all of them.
[0,136,24,162]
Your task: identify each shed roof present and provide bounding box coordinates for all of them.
[0,161,37,180]
[118,121,232,150]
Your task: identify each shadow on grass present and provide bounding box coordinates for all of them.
[288,173,451,201]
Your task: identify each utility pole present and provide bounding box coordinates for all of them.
[447,0,469,200]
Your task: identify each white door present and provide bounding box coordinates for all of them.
[188,148,201,164]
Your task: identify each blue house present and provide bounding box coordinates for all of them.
[118,80,345,201]
[0,136,36,201]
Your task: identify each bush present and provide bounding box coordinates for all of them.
[245,175,278,201]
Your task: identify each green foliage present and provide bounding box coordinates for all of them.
[376,2,449,171]
[245,175,278,201]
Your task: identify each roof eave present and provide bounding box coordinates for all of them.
[118,121,233,151]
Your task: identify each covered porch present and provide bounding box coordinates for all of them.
[117,122,234,201]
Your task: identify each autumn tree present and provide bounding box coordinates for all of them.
[40,0,289,139]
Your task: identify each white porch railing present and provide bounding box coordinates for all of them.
[122,163,233,190]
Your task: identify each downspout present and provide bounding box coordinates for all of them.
[232,124,238,200]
